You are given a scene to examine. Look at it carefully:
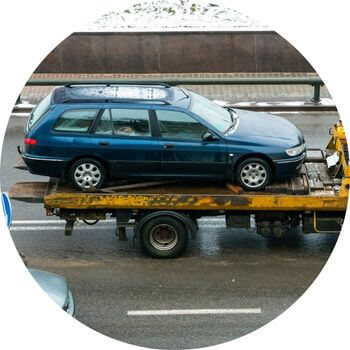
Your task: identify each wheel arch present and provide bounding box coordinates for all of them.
[233,153,275,178]
[135,210,198,240]
[65,155,112,179]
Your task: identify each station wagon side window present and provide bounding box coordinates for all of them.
[156,110,207,140]
[53,109,98,133]
[110,108,151,137]
[94,109,113,135]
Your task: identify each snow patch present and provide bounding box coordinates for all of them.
[86,0,268,32]
[234,98,335,107]
[212,99,230,106]
[69,86,168,100]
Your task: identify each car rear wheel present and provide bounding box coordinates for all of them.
[235,157,272,191]
[69,158,106,190]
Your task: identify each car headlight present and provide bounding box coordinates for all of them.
[286,143,305,157]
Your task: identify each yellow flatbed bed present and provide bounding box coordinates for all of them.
[42,180,346,212]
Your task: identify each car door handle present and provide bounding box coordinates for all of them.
[163,143,174,149]
[99,141,109,146]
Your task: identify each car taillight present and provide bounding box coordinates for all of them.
[24,138,38,146]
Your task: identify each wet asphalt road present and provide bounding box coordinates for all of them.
[1,112,342,348]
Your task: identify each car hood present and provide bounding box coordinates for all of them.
[227,109,304,147]
[29,268,69,310]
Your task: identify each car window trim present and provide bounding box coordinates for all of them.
[90,109,113,135]
[149,110,161,137]
[94,133,155,141]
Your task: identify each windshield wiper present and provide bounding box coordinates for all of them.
[223,107,237,123]
[224,108,239,135]
[225,107,237,122]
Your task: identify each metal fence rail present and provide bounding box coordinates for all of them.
[26,77,325,103]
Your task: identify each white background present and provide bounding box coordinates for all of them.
[0,0,349,349]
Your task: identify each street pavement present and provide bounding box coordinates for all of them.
[1,111,342,348]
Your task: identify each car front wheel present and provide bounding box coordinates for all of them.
[235,157,272,191]
[69,158,106,190]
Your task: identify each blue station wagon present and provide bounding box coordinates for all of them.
[21,84,306,191]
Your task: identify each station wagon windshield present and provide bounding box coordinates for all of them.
[189,92,236,133]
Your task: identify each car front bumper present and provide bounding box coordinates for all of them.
[273,152,306,180]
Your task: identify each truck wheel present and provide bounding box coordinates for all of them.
[235,157,272,191]
[139,216,188,258]
[69,158,106,190]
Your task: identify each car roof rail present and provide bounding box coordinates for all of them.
[64,82,172,88]
[60,98,171,105]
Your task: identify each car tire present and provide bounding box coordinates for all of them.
[69,158,106,190]
[139,216,188,258]
[235,157,272,191]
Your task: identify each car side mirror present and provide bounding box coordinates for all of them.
[202,131,218,143]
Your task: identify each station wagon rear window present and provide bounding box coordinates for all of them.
[54,109,98,133]
[27,93,52,131]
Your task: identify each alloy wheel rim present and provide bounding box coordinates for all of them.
[240,162,267,188]
[149,224,178,251]
[74,163,101,189]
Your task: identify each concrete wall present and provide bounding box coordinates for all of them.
[35,31,314,73]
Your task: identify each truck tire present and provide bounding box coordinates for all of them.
[139,216,188,258]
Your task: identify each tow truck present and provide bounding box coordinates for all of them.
[10,122,348,258]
